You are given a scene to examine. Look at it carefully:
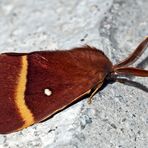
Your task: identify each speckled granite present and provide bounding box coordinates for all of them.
[0,0,148,148]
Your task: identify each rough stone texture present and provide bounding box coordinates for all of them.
[0,0,148,148]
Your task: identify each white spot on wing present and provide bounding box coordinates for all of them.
[44,88,52,96]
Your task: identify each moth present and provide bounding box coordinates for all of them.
[0,37,147,134]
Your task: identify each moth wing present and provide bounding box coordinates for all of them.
[0,55,24,133]
[25,47,112,122]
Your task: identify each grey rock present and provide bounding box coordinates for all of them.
[0,0,147,148]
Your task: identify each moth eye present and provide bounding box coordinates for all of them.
[44,88,52,96]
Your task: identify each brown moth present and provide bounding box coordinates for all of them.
[0,37,148,134]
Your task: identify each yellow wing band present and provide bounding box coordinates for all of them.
[15,56,35,130]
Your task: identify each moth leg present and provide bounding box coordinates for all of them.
[115,78,127,84]
[87,83,103,104]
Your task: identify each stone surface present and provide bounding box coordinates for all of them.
[0,0,148,148]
